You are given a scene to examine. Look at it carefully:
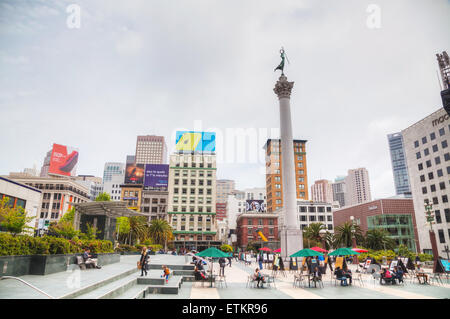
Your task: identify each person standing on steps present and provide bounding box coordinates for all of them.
[139,247,149,277]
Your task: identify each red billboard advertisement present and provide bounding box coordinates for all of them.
[48,143,79,177]
[125,163,145,184]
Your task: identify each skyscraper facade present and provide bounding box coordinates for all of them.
[345,168,372,207]
[264,139,308,212]
[332,176,346,208]
[102,162,125,201]
[311,179,333,203]
[402,107,450,255]
[135,135,167,164]
[387,132,412,196]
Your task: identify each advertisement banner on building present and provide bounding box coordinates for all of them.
[48,143,79,177]
[175,131,216,152]
[246,200,266,212]
[125,164,145,184]
[144,164,169,189]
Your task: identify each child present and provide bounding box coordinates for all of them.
[161,265,170,283]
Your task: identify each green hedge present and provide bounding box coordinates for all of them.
[0,233,114,256]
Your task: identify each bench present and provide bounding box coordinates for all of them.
[76,256,95,270]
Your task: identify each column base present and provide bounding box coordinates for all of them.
[280,228,303,260]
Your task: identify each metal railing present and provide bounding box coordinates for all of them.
[0,276,54,299]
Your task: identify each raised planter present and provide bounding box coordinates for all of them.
[0,255,33,277]
[0,253,121,276]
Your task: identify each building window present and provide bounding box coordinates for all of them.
[426,160,431,168]
[422,187,427,194]
[414,140,419,148]
[442,140,448,149]
[437,169,443,177]
[430,184,436,192]
[300,206,307,213]
[433,197,439,205]
[430,132,436,140]
[420,175,425,182]
[309,216,316,221]
[443,195,448,203]
[418,163,423,171]
[416,152,421,159]
[428,172,434,180]
[424,148,429,156]
[422,137,427,144]
[444,153,450,161]
[438,230,445,244]
[444,209,450,223]
[432,144,439,153]
[439,128,445,136]
[435,157,441,165]
[435,210,442,223]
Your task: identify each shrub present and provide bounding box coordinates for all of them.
[220,244,233,253]
[114,244,138,253]
[419,253,433,262]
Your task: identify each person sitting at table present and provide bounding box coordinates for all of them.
[334,267,348,286]
[311,266,322,287]
[253,268,266,288]
[194,265,208,280]
[393,266,404,284]
[380,268,394,285]
[416,265,429,284]
[342,265,353,285]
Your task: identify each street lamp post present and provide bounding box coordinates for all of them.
[424,199,439,270]
[350,216,358,265]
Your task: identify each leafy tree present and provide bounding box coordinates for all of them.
[220,244,233,252]
[49,221,80,240]
[80,223,100,240]
[60,207,75,223]
[0,197,34,235]
[128,216,150,245]
[364,229,396,250]
[148,218,174,250]
[115,217,131,244]
[95,192,111,202]
[333,222,364,248]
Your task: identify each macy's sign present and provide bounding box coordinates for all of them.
[432,113,450,127]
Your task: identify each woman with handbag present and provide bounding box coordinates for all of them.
[139,247,149,276]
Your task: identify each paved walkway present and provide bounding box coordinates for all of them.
[1,255,449,299]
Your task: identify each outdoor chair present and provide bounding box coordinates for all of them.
[372,272,381,287]
[355,272,364,287]
[293,273,305,288]
[310,276,324,288]
[246,275,257,288]
[216,275,227,288]
[429,273,444,286]
[265,275,276,288]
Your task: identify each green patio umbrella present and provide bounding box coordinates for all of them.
[328,247,360,256]
[196,247,230,258]
[290,248,324,258]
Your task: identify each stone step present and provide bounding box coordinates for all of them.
[147,264,194,271]
[74,273,139,299]
[173,269,195,276]
[113,284,147,299]
[58,267,137,299]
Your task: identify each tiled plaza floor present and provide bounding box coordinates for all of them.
[1,255,449,299]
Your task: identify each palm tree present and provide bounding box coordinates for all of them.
[128,216,148,245]
[303,223,326,243]
[364,229,396,250]
[333,222,364,248]
[148,218,174,250]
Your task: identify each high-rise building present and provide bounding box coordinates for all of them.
[216,179,235,204]
[264,139,308,212]
[332,176,346,208]
[344,168,372,207]
[387,132,412,196]
[311,179,333,203]
[74,175,103,201]
[40,149,52,177]
[402,107,450,255]
[167,153,220,251]
[135,135,167,165]
[102,162,125,201]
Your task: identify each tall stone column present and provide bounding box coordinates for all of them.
[274,75,303,259]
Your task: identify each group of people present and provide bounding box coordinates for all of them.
[334,266,353,286]
[379,266,404,285]
[193,256,209,280]
[253,268,266,288]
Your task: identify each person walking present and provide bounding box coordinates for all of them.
[219,257,226,276]
[139,247,149,276]
[227,256,232,267]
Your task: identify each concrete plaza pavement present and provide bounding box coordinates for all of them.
[1,254,449,299]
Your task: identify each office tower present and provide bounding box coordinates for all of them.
[102,162,125,201]
[332,176,346,208]
[167,152,220,251]
[387,132,412,196]
[402,107,450,255]
[311,179,333,203]
[345,168,372,207]
[264,138,308,212]
[135,135,167,164]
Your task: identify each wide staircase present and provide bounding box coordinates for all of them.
[58,264,195,299]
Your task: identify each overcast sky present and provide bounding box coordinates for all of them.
[1,0,449,198]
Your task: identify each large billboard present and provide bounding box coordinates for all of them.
[175,131,216,152]
[48,143,79,177]
[144,164,169,189]
[246,200,266,212]
[125,163,145,184]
